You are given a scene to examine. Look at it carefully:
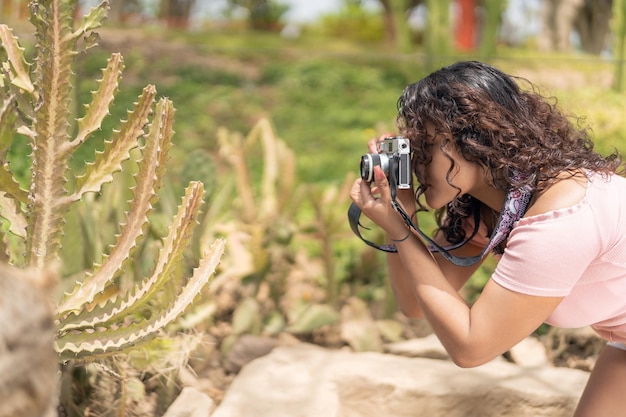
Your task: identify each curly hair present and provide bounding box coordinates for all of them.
[396,60,622,245]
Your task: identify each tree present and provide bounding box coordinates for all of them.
[614,0,626,91]
[539,0,612,55]
[479,0,506,57]
[378,0,414,51]
[426,0,452,69]
[575,0,613,54]
[226,0,289,31]
[159,0,196,28]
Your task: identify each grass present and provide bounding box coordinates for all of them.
[73,27,625,187]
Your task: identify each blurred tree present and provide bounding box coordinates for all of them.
[479,0,506,57]
[539,0,612,54]
[538,0,584,52]
[226,0,289,31]
[159,0,196,28]
[377,0,418,51]
[0,0,28,22]
[107,0,143,25]
[614,0,626,91]
[425,0,452,69]
[575,0,612,54]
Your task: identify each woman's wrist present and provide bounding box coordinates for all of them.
[387,225,411,243]
[389,229,411,243]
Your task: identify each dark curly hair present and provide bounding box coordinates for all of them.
[396,60,622,246]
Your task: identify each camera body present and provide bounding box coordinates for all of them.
[360,136,411,189]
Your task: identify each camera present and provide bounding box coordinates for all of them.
[360,136,411,189]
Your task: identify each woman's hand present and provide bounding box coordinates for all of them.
[352,134,416,240]
[350,165,409,241]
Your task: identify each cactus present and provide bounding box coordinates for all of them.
[0,0,225,367]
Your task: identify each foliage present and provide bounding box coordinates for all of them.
[0,0,225,413]
[318,4,386,43]
[225,0,289,31]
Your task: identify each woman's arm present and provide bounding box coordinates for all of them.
[386,231,484,319]
[352,167,563,367]
[384,183,485,319]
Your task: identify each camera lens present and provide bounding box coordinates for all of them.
[360,154,375,182]
[360,154,387,182]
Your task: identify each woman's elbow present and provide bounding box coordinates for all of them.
[398,305,425,319]
[447,349,497,368]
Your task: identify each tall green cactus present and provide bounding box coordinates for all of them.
[0,0,224,363]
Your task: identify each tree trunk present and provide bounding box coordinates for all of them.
[539,0,585,52]
[159,0,196,29]
[614,0,626,91]
[379,0,413,52]
[479,0,505,57]
[575,0,612,54]
[0,265,57,417]
[425,0,452,70]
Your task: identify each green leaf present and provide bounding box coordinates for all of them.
[286,303,340,334]
[231,297,262,335]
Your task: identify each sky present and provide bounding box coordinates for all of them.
[278,0,382,23]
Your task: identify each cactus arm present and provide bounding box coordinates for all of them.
[59,181,205,330]
[69,84,156,200]
[0,193,27,239]
[63,53,124,155]
[71,1,109,40]
[57,98,171,315]
[56,237,226,362]
[0,98,28,205]
[26,0,79,270]
[0,25,35,94]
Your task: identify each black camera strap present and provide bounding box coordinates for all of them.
[348,167,533,267]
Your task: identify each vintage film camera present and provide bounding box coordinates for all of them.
[360,136,411,189]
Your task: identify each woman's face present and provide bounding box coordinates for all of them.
[420,126,484,209]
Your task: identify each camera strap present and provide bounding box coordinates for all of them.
[348,172,533,267]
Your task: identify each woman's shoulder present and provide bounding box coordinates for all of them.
[524,172,588,218]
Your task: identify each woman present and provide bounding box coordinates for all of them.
[350,61,626,416]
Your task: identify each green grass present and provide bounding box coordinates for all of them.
[67,27,625,189]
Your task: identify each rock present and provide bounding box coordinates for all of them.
[211,343,589,417]
[0,265,57,417]
[224,334,281,373]
[384,333,450,360]
[340,297,383,352]
[508,336,550,367]
[163,387,214,417]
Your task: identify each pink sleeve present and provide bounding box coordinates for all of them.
[491,205,600,297]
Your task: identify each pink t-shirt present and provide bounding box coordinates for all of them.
[490,171,626,343]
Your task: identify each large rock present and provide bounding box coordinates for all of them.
[211,343,589,417]
[0,265,57,417]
